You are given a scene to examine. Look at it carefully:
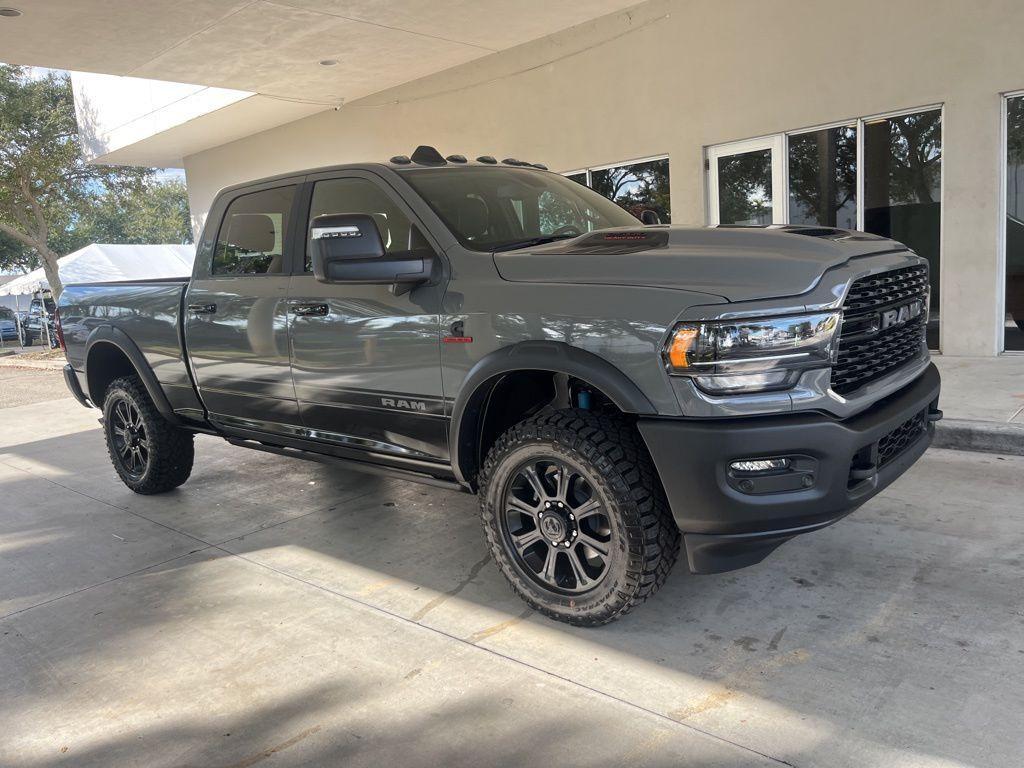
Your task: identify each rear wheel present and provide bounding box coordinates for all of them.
[103,375,194,494]
[479,409,680,626]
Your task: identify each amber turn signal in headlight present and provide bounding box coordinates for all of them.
[666,327,699,369]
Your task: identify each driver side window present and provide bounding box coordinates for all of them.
[305,177,428,271]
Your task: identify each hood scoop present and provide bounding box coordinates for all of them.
[545,229,670,255]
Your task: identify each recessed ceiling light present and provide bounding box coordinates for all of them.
[0,8,23,17]
[319,59,338,67]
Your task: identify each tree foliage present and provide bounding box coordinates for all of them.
[0,65,191,295]
[590,160,671,223]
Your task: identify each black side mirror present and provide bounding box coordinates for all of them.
[639,209,661,226]
[310,213,434,286]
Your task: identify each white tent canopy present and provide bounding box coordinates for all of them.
[0,243,195,296]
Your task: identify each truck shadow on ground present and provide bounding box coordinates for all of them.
[2,427,1022,767]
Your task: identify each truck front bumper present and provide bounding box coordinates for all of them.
[638,363,941,575]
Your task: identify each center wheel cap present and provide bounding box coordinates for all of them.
[539,513,567,542]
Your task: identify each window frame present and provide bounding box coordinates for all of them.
[209,182,302,279]
[1000,90,1024,354]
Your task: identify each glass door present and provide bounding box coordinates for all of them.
[1005,94,1024,351]
[706,136,785,226]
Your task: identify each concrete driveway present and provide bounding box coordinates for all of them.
[1,383,1022,767]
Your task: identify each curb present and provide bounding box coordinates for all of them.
[934,419,1024,457]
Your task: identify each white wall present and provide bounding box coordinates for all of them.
[183,0,1024,356]
[72,71,251,165]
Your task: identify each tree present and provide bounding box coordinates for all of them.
[0,65,189,296]
[74,178,192,247]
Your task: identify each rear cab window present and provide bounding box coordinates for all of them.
[212,186,296,275]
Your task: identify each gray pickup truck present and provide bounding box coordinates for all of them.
[57,146,941,625]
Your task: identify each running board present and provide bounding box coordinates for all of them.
[224,437,466,492]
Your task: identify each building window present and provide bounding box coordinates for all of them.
[788,126,857,229]
[716,148,774,225]
[1005,94,1024,351]
[863,110,942,350]
[706,107,942,350]
[563,157,671,223]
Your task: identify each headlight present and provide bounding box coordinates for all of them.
[664,311,841,394]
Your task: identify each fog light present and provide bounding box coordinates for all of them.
[730,458,790,473]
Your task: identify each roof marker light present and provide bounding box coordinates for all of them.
[0,7,23,16]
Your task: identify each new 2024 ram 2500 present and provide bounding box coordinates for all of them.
[57,147,942,626]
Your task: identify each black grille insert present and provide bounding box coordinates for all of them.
[877,410,927,467]
[832,265,928,396]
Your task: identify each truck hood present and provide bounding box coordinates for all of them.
[493,226,909,303]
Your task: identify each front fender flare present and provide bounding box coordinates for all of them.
[448,341,656,487]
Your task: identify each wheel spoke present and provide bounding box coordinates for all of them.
[572,497,602,521]
[554,466,573,502]
[540,545,558,583]
[113,426,127,439]
[522,464,547,502]
[567,549,591,588]
[117,441,131,457]
[577,533,610,557]
[511,528,543,554]
[507,495,540,518]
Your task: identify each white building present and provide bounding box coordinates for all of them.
[1,0,1022,356]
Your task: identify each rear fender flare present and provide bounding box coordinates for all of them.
[84,326,181,426]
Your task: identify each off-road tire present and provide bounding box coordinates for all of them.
[103,375,194,494]
[478,409,680,626]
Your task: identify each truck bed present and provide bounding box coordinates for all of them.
[59,279,199,413]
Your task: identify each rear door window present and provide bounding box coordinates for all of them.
[212,186,296,275]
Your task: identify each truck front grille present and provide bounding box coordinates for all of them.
[831,265,928,396]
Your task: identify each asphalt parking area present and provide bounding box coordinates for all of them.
[1,390,1022,767]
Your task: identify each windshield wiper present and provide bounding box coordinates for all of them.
[491,234,578,252]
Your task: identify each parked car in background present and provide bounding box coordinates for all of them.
[0,307,19,342]
[58,149,942,626]
[18,296,57,347]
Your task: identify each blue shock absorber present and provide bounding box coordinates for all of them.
[577,390,591,410]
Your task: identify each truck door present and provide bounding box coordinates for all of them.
[184,182,303,435]
[287,172,448,461]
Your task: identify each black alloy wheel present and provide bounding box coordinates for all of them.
[479,409,680,626]
[110,397,150,481]
[501,457,613,594]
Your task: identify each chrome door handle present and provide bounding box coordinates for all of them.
[188,303,217,314]
[290,303,329,317]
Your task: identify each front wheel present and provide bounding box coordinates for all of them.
[479,409,680,626]
[103,375,195,494]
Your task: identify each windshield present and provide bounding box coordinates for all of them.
[0,307,13,320]
[398,166,638,251]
